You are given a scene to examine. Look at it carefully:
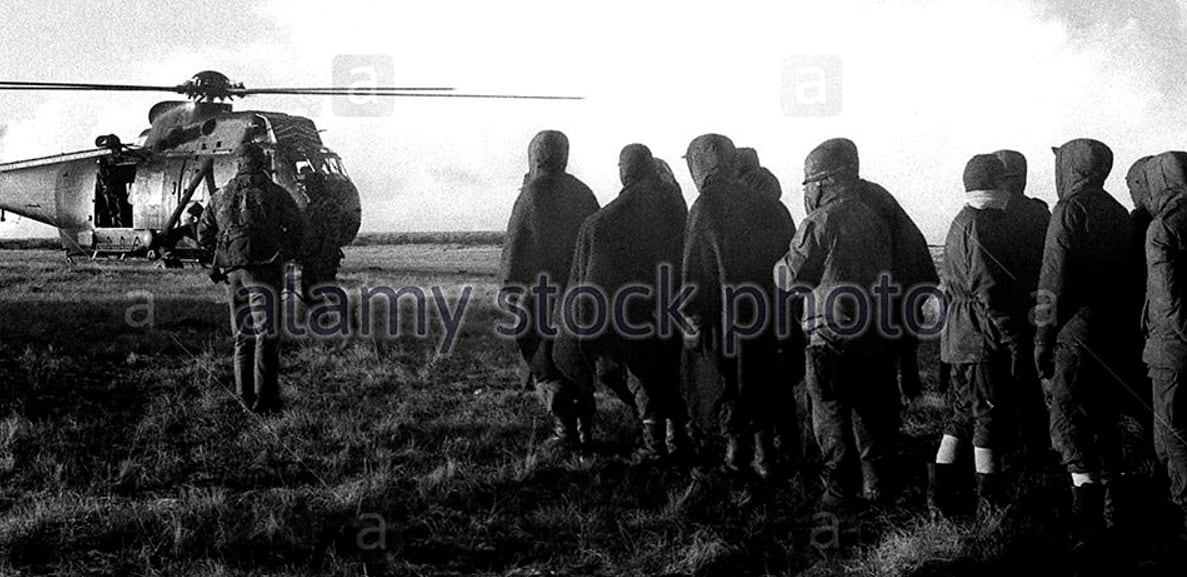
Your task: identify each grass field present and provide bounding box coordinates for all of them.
[0,244,1181,576]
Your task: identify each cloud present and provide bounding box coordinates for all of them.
[4,0,1187,241]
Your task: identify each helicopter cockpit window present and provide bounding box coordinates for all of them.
[294,159,317,175]
[323,157,347,176]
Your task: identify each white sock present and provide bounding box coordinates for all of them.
[936,435,961,464]
[974,447,996,474]
[1071,472,1097,487]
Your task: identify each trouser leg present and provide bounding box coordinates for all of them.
[229,266,282,410]
[806,346,858,501]
[1049,345,1099,477]
[596,355,637,415]
[852,348,900,501]
[229,272,254,406]
[1152,367,1187,514]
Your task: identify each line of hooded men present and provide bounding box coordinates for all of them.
[777,140,904,508]
[551,143,692,461]
[682,134,796,478]
[499,130,601,451]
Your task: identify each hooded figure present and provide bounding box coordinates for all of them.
[1140,151,1187,530]
[553,144,691,462]
[499,130,600,451]
[808,139,938,401]
[654,157,689,217]
[991,149,1053,459]
[737,147,784,201]
[735,147,802,455]
[1128,156,1156,302]
[682,133,796,478]
[928,154,1022,518]
[1035,138,1132,545]
[779,139,896,508]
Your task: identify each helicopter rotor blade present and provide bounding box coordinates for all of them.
[239,89,583,100]
[0,81,184,92]
[0,80,583,100]
[237,87,456,95]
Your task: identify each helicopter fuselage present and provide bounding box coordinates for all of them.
[0,100,362,262]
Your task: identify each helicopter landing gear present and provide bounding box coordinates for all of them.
[154,258,183,270]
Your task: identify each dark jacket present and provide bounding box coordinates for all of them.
[684,174,795,352]
[1142,151,1187,368]
[198,170,303,270]
[1004,195,1051,335]
[499,138,600,379]
[1035,139,1131,350]
[300,174,347,274]
[554,148,686,373]
[779,182,892,354]
[737,148,783,201]
[1127,157,1155,322]
[941,199,1023,363]
[859,180,939,290]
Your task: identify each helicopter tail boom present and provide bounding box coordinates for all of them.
[0,148,115,251]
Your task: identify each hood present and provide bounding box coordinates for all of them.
[964,153,1006,193]
[992,149,1027,196]
[737,147,760,175]
[619,143,657,187]
[1053,138,1113,200]
[804,137,859,184]
[1142,151,1187,217]
[685,133,737,192]
[528,130,569,176]
[654,157,677,187]
[1126,155,1153,210]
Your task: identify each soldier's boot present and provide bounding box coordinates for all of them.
[975,472,1006,520]
[543,414,580,452]
[632,419,668,464]
[576,414,596,454]
[753,429,777,480]
[723,434,754,477]
[927,463,961,520]
[666,419,695,464]
[862,461,894,505]
[1070,483,1107,551]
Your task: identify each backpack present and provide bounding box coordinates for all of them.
[214,174,282,269]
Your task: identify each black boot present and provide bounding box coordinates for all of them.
[633,419,668,463]
[1070,483,1106,550]
[928,463,961,519]
[753,429,777,480]
[724,434,754,476]
[975,472,1005,519]
[544,414,579,452]
[862,461,895,505]
[665,419,694,463]
[576,414,595,454]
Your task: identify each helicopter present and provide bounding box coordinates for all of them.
[0,71,579,267]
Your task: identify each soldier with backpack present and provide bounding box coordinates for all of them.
[198,142,304,414]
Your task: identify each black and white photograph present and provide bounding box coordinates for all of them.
[1,1,1186,575]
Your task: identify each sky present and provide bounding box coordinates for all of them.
[1,0,1186,243]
